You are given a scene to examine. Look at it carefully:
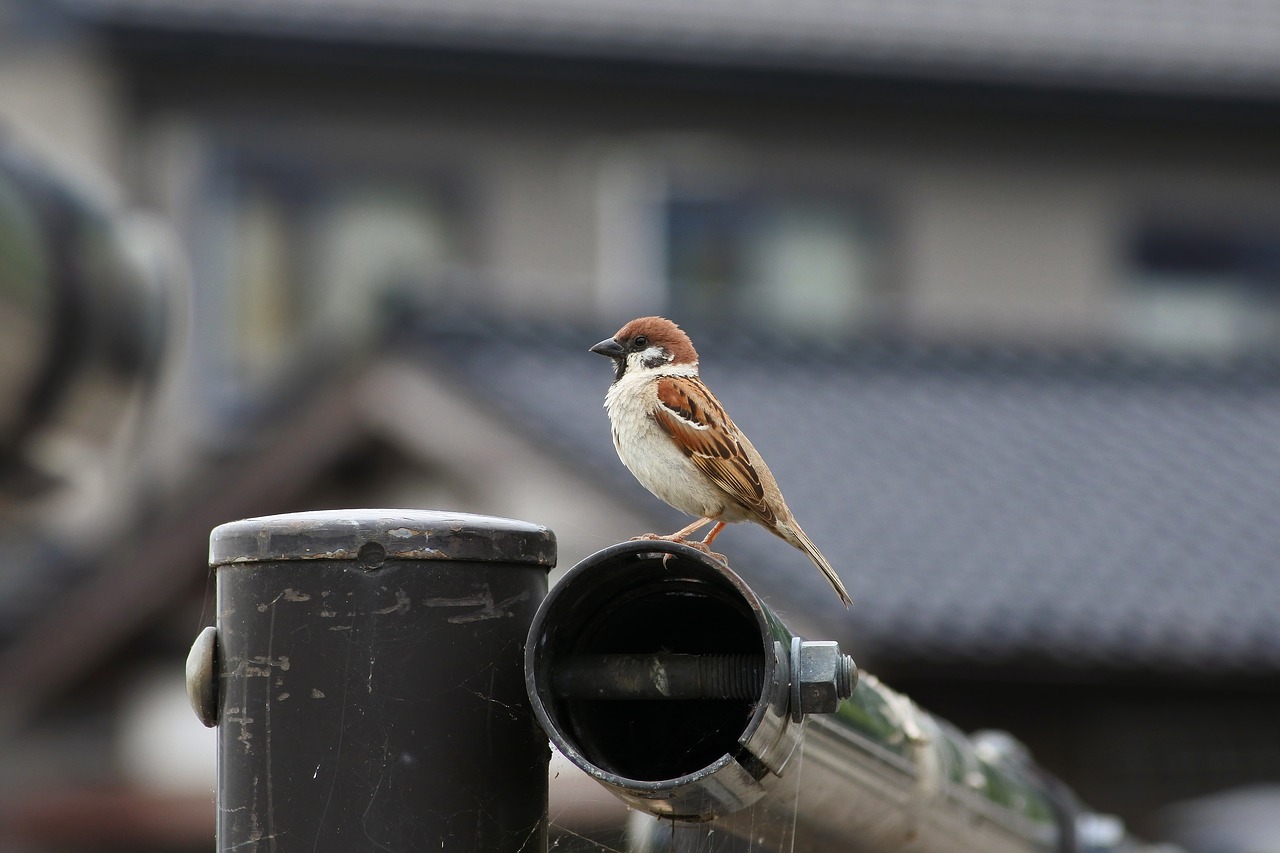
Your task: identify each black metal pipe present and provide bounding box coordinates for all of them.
[199,509,554,853]
[525,540,1095,852]
[525,539,813,822]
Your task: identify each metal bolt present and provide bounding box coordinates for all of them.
[186,625,219,727]
[790,637,857,722]
[544,641,857,720]
[552,654,764,700]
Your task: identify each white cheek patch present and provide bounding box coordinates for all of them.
[632,346,673,371]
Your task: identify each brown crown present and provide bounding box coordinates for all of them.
[613,316,699,365]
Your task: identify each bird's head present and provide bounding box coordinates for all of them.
[590,316,699,382]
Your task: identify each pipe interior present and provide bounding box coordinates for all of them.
[540,550,763,782]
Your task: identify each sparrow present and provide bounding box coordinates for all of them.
[591,316,852,607]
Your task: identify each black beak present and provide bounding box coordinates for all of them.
[590,338,626,359]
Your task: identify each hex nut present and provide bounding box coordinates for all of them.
[791,638,857,722]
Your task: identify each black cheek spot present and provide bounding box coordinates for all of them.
[641,350,673,370]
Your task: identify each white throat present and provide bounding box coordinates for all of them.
[604,358,697,408]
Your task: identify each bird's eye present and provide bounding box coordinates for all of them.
[633,335,649,348]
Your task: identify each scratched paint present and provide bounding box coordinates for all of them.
[232,655,291,678]
[448,591,531,624]
[212,510,553,851]
[373,588,411,615]
[422,585,532,624]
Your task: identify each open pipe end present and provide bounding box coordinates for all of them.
[525,539,801,820]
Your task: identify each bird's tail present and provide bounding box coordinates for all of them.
[779,522,853,608]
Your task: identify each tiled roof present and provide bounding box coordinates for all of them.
[59,0,1280,100]
[401,311,1280,675]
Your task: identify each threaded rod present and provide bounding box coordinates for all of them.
[551,654,765,700]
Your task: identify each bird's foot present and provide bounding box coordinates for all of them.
[629,533,728,565]
[681,539,729,565]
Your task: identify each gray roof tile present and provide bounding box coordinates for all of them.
[403,313,1280,674]
[60,0,1280,99]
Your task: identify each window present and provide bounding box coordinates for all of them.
[215,146,472,388]
[665,190,889,336]
[1117,218,1280,354]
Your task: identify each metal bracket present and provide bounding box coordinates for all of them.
[186,625,219,727]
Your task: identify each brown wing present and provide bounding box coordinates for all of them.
[653,376,776,524]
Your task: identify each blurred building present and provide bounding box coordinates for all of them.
[1,0,1280,850]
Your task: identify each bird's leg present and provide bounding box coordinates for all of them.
[631,518,713,543]
[691,521,729,564]
[701,522,727,547]
[631,519,729,565]
[671,518,715,540]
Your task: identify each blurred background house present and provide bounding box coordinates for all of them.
[1,0,1279,850]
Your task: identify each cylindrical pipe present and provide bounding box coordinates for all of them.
[712,694,1065,852]
[525,540,805,821]
[527,540,1067,852]
[206,509,554,852]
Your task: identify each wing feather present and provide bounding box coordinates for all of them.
[653,376,775,523]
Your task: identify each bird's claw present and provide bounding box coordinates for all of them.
[629,533,729,565]
[677,539,729,564]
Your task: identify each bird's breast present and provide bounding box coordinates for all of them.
[603,377,737,520]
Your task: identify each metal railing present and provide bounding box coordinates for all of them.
[526,539,1114,853]
[190,511,1171,852]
